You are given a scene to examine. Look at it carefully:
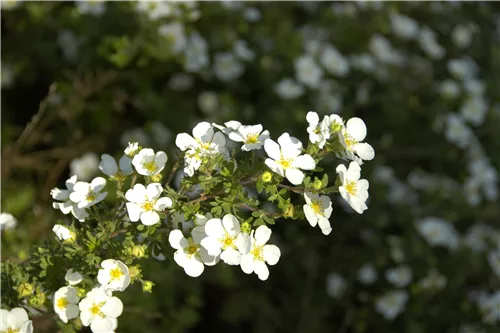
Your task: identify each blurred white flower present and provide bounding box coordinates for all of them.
[184,32,209,72]
[369,34,405,66]
[274,78,304,100]
[390,13,420,40]
[213,52,244,81]
[419,26,445,60]
[438,79,461,99]
[460,97,488,126]
[294,54,323,89]
[386,266,412,287]
[1,63,14,89]
[448,57,478,81]
[136,1,176,20]
[70,153,99,181]
[464,224,496,253]
[326,273,346,299]
[452,23,476,49]
[349,54,376,73]
[415,217,460,250]
[233,40,256,61]
[444,114,473,148]
[418,269,447,291]
[320,45,349,77]
[357,263,377,284]
[478,291,500,324]
[58,30,81,62]
[198,91,219,114]
[158,22,187,54]
[1,1,22,10]
[76,1,106,16]
[0,212,17,230]
[375,290,408,320]
[243,7,261,22]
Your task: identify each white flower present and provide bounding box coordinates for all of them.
[53,225,75,242]
[69,177,108,209]
[439,79,461,99]
[478,291,500,324]
[170,212,195,233]
[158,22,187,54]
[125,183,172,226]
[460,96,488,126]
[303,192,333,235]
[415,217,460,250]
[70,153,99,181]
[243,7,261,22]
[320,45,349,77]
[124,142,139,158]
[375,290,408,320]
[369,34,405,66]
[444,114,473,148]
[464,224,495,253]
[65,269,83,286]
[168,228,218,277]
[488,250,500,277]
[99,154,133,181]
[0,213,17,231]
[464,79,485,96]
[390,13,420,40]
[274,78,304,100]
[212,120,242,135]
[326,273,347,299]
[228,124,270,151]
[76,1,106,16]
[385,266,412,287]
[233,40,255,61]
[184,32,209,73]
[79,286,123,333]
[200,214,251,265]
[136,1,175,20]
[213,52,244,82]
[97,259,130,292]
[357,263,377,284]
[349,53,376,73]
[175,122,227,176]
[240,225,281,281]
[58,30,81,62]
[0,0,23,10]
[54,286,80,323]
[306,111,331,149]
[264,133,316,185]
[294,54,323,89]
[418,269,447,291]
[51,176,89,222]
[131,148,167,176]
[336,162,369,214]
[419,26,445,60]
[339,117,375,162]
[0,308,33,333]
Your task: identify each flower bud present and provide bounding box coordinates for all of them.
[29,289,46,308]
[261,171,272,183]
[150,174,163,182]
[142,280,154,293]
[17,282,34,298]
[283,203,295,218]
[129,265,142,282]
[240,222,252,234]
[313,178,323,190]
[131,245,147,258]
[77,288,86,298]
[330,122,343,133]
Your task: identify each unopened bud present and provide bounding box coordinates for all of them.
[283,204,295,218]
[330,122,343,133]
[150,174,163,182]
[17,282,34,298]
[131,245,147,258]
[142,280,154,293]
[240,222,252,234]
[128,265,142,281]
[313,179,323,190]
[261,171,272,183]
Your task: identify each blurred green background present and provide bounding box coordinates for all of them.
[2,1,500,332]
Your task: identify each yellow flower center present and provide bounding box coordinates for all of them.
[141,200,154,211]
[186,244,198,255]
[220,232,236,250]
[343,133,357,150]
[278,158,292,169]
[143,161,157,173]
[86,191,97,202]
[311,202,323,216]
[345,181,357,196]
[112,171,126,182]
[4,329,20,333]
[89,302,104,317]
[245,134,259,144]
[250,245,264,261]
[110,267,123,280]
[57,297,68,310]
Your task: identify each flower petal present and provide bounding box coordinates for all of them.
[263,244,281,265]
[169,230,188,250]
[254,260,270,280]
[140,211,160,226]
[154,197,173,211]
[254,225,272,245]
[220,247,242,265]
[265,159,285,177]
[240,254,254,274]
[222,214,240,237]
[204,218,224,238]
[353,143,375,161]
[346,117,367,141]
[175,133,197,151]
[285,168,305,185]
[99,154,118,177]
[184,256,205,277]
[192,122,214,142]
[293,154,316,170]
[101,296,123,318]
[200,237,222,256]
[264,139,281,160]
